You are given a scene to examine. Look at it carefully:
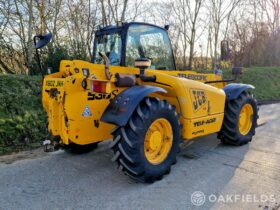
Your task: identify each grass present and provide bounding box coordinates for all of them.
[222,67,280,101]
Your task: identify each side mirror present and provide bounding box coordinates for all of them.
[34,32,52,49]
[232,67,243,76]
[33,32,52,77]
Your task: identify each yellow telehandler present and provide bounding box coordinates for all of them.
[35,22,258,183]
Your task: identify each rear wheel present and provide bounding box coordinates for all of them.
[110,97,180,183]
[218,91,258,145]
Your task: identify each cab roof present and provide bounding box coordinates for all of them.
[96,22,167,36]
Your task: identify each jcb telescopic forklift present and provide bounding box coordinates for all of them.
[35,22,258,183]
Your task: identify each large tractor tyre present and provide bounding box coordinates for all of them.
[110,97,181,183]
[65,142,98,154]
[218,91,258,146]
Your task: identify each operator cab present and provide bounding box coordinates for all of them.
[92,22,176,70]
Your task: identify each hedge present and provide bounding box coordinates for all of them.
[0,75,47,155]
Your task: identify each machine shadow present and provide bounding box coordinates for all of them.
[48,134,250,208]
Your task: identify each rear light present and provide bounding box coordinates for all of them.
[90,80,111,93]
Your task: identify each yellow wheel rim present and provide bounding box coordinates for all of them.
[144,118,173,165]
[238,104,254,135]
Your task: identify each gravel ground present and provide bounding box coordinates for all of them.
[0,104,280,210]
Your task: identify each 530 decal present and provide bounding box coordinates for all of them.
[88,90,118,101]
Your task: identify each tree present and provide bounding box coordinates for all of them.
[208,0,242,69]
[172,0,204,69]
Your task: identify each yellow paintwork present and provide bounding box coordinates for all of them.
[144,118,173,165]
[143,70,226,139]
[239,104,253,135]
[42,60,227,145]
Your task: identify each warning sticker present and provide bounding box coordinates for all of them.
[82,105,92,117]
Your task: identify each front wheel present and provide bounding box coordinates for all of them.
[110,97,181,183]
[218,91,258,146]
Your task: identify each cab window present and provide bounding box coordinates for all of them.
[93,33,122,66]
[126,25,175,70]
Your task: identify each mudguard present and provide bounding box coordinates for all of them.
[101,85,167,126]
[223,83,255,100]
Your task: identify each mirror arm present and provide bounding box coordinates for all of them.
[33,36,44,78]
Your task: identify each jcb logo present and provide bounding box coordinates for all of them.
[191,89,206,112]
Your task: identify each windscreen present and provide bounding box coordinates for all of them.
[126,24,175,70]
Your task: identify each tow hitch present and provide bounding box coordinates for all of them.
[43,133,60,152]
